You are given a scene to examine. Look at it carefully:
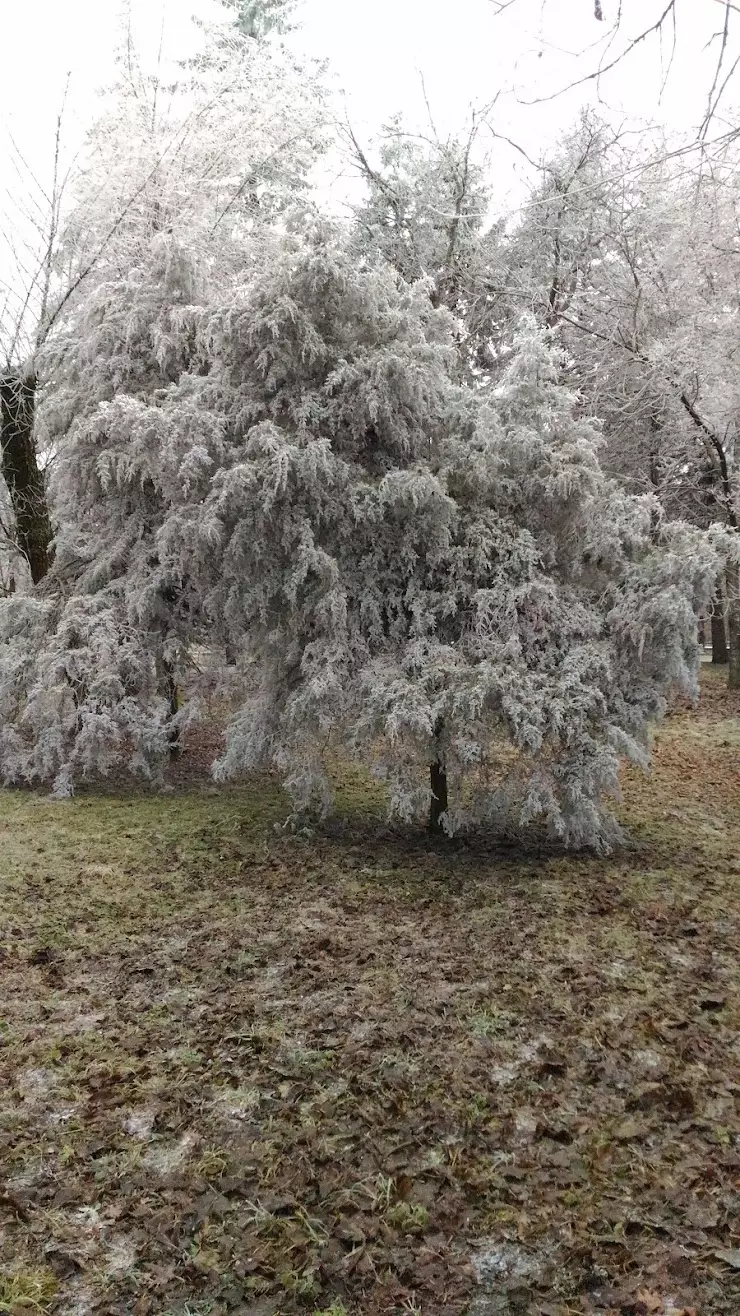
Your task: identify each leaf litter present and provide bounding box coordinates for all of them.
[0,667,738,1315]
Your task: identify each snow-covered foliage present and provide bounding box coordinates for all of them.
[220,0,299,39]
[41,0,329,477]
[0,480,29,596]
[348,117,505,375]
[0,18,732,834]
[501,119,740,684]
[349,118,492,301]
[0,590,170,796]
[175,242,721,848]
[0,4,329,790]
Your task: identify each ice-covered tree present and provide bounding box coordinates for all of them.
[347,112,506,375]
[181,231,721,848]
[221,0,298,39]
[506,118,740,682]
[0,8,329,792]
[2,21,731,814]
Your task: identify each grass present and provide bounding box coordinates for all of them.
[0,1270,58,1312]
[0,667,738,1315]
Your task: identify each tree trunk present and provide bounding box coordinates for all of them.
[429,760,448,833]
[711,594,728,665]
[647,415,663,542]
[0,370,54,585]
[157,652,181,756]
[429,715,448,833]
[728,564,740,691]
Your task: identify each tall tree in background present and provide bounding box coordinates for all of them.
[0,2,329,793]
[505,119,740,682]
[222,0,298,39]
[347,111,507,375]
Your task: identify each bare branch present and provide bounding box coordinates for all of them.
[341,118,404,218]
[36,76,71,352]
[701,0,735,138]
[484,125,544,173]
[498,1,739,136]
[518,2,678,107]
[559,308,737,526]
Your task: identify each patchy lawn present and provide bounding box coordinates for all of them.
[1,668,739,1316]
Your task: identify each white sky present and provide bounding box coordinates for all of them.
[1,0,739,274]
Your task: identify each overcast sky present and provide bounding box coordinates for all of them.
[1,0,739,268]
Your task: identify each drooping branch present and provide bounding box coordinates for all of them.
[677,392,738,529]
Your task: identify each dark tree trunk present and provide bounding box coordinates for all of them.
[155,582,183,755]
[163,658,179,718]
[158,653,181,756]
[728,564,740,691]
[429,714,448,833]
[0,370,54,585]
[711,594,728,665]
[429,760,448,833]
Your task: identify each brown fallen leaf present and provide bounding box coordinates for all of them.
[43,1245,84,1279]
[713,1246,740,1268]
[635,1290,666,1313]
[614,1119,648,1141]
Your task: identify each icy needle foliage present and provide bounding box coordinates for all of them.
[0,103,723,833]
[0,12,329,793]
[0,590,171,796]
[181,236,720,848]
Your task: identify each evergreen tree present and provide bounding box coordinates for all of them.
[0,16,327,793]
[221,0,298,40]
[348,116,506,375]
[1,50,730,824]
[181,234,721,848]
